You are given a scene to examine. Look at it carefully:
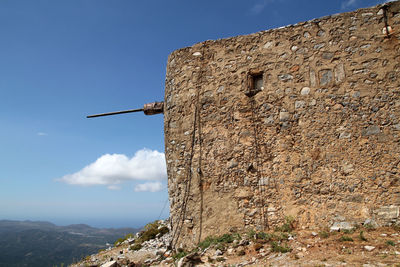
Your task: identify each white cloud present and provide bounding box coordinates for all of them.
[134,182,163,192]
[249,0,274,15]
[341,0,357,9]
[37,132,48,136]
[57,149,167,188]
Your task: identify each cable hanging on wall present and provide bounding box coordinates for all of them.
[170,48,205,249]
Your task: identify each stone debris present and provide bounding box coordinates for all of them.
[100,261,118,267]
[364,246,376,251]
[71,220,400,266]
[330,221,354,232]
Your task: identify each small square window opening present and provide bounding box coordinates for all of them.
[246,71,264,97]
[253,74,263,91]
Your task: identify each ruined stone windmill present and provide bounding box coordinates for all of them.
[89,1,400,249]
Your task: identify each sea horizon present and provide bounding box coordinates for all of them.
[0,216,168,229]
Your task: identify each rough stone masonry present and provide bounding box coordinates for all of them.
[164,1,400,249]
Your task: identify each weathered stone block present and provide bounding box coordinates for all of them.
[376,206,400,221]
[330,221,354,232]
[101,261,118,267]
[279,111,290,121]
[334,64,345,83]
[362,125,380,136]
[301,87,311,95]
[319,69,333,86]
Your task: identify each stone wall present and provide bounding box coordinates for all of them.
[164,1,400,249]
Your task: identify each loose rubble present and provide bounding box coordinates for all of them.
[71,219,400,267]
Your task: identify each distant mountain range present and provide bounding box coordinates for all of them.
[0,220,140,267]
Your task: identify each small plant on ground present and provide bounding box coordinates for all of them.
[342,229,354,234]
[129,220,169,249]
[114,233,134,246]
[198,233,240,250]
[247,229,256,240]
[139,221,169,242]
[359,230,367,241]
[319,231,330,238]
[339,235,353,242]
[216,257,225,262]
[198,236,217,250]
[130,243,142,251]
[275,216,296,233]
[217,233,235,243]
[391,224,400,231]
[215,242,226,251]
[172,250,187,261]
[270,241,292,253]
[114,237,125,246]
[232,232,242,241]
[363,223,376,230]
[386,240,395,246]
[256,231,273,241]
[343,248,352,254]
[276,232,289,241]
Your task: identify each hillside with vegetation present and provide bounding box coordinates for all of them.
[73,218,400,266]
[0,220,139,267]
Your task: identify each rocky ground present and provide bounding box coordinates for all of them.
[70,219,400,267]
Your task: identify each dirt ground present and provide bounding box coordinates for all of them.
[72,226,400,267]
[221,227,400,267]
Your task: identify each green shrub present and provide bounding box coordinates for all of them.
[198,236,217,250]
[276,232,289,241]
[386,240,395,246]
[198,233,240,250]
[247,229,256,239]
[319,231,329,238]
[131,220,170,249]
[256,232,273,241]
[113,233,135,246]
[359,230,367,241]
[217,233,235,243]
[114,237,125,246]
[139,221,169,242]
[275,216,295,233]
[270,241,292,253]
[172,251,187,261]
[342,229,354,234]
[113,220,171,251]
[339,235,353,242]
[364,223,376,230]
[130,243,142,251]
[391,224,400,231]
[215,242,226,251]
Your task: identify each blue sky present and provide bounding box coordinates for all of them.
[0,0,389,228]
